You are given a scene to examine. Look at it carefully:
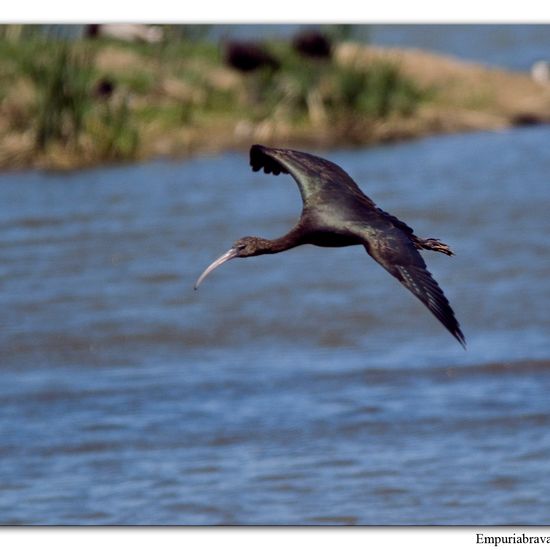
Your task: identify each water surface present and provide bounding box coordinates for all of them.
[0,126,549,524]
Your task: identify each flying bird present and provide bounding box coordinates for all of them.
[195,145,466,347]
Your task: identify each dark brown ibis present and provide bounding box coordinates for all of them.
[292,30,332,59]
[195,144,466,347]
[93,77,115,100]
[223,41,280,73]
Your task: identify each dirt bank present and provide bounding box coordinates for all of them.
[1,41,549,171]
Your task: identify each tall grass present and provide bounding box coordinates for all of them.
[0,26,430,168]
[89,98,140,160]
[15,41,94,150]
[333,62,426,118]
[249,50,427,124]
[3,36,140,161]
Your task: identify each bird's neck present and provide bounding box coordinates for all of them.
[247,225,306,256]
[254,233,302,255]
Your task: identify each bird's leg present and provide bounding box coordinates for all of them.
[415,237,454,256]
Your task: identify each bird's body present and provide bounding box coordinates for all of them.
[196,144,466,347]
[223,41,280,73]
[292,30,332,59]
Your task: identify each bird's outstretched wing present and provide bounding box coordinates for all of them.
[250,144,465,346]
[250,144,375,208]
[353,219,466,347]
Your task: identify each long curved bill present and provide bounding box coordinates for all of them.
[194,248,238,290]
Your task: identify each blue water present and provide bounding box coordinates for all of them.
[369,24,550,71]
[0,124,549,524]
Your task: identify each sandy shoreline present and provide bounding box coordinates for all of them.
[1,42,550,172]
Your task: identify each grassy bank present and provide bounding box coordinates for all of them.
[0,30,549,171]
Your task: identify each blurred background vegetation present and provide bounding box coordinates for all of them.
[0,24,429,169]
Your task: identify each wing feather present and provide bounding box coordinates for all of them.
[250,144,375,208]
[394,263,465,347]
[358,221,466,347]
